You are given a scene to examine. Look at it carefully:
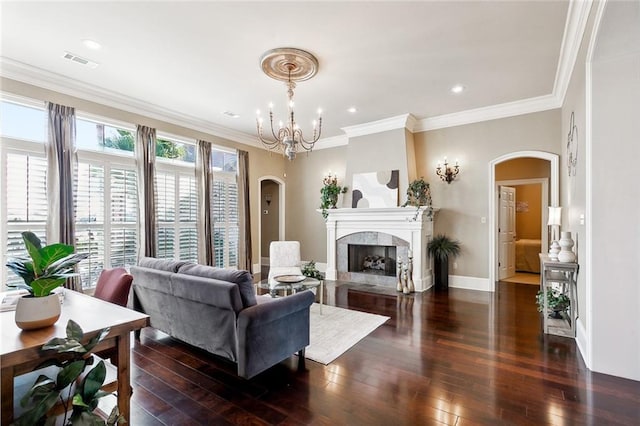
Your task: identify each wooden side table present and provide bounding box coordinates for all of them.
[539,254,579,337]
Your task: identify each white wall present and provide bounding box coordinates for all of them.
[589,0,640,380]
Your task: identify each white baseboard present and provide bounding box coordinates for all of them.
[260,257,269,266]
[449,275,491,292]
[576,318,589,368]
[252,263,261,273]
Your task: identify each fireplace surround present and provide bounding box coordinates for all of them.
[324,207,435,291]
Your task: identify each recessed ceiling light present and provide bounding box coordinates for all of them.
[451,84,465,94]
[222,111,240,119]
[347,107,357,113]
[82,39,101,50]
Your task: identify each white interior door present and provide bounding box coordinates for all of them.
[498,186,516,280]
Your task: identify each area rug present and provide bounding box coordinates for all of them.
[303,303,389,365]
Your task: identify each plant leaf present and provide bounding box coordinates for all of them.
[45,252,89,276]
[19,374,55,407]
[21,231,43,250]
[84,327,110,353]
[43,337,86,353]
[13,390,58,426]
[23,233,44,276]
[56,359,86,390]
[81,360,106,401]
[70,410,106,426]
[40,243,74,265]
[30,277,65,297]
[67,319,84,341]
[71,393,90,408]
[5,258,35,285]
[106,405,123,425]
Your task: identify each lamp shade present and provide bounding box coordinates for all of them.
[548,206,562,226]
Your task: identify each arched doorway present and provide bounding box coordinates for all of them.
[258,176,285,277]
[488,151,559,291]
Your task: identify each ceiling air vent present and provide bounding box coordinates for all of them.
[62,52,99,69]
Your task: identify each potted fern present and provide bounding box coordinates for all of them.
[427,234,461,291]
[6,231,88,330]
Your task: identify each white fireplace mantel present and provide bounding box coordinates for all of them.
[324,207,437,291]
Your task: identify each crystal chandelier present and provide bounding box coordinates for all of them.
[256,48,322,161]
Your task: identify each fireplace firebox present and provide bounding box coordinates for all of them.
[348,244,396,277]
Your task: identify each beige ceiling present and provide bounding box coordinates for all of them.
[0,1,570,145]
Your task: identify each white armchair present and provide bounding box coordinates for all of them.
[268,241,302,286]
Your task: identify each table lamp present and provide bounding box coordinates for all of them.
[548,206,561,259]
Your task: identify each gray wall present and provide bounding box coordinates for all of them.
[589,0,640,380]
[413,110,561,278]
[283,145,348,263]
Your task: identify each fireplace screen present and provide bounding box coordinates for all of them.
[348,244,397,277]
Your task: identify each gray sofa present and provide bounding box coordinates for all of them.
[130,257,314,379]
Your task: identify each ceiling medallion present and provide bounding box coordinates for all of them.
[256,48,322,161]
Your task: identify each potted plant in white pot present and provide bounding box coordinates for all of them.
[6,231,88,330]
[427,234,461,291]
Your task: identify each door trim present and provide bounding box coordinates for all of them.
[496,178,550,256]
[488,151,559,292]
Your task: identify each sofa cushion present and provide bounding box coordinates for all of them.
[139,257,190,272]
[178,263,256,307]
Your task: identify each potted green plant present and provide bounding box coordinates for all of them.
[402,177,433,220]
[536,289,570,319]
[6,231,88,330]
[320,174,347,219]
[427,234,461,291]
[14,319,123,426]
[302,260,325,280]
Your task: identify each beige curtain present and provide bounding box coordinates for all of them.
[136,125,157,260]
[196,140,214,266]
[238,150,252,272]
[46,102,80,291]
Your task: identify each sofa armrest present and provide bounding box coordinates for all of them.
[236,290,314,379]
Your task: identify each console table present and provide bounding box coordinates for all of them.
[539,254,579,337]
[1,290,149,424]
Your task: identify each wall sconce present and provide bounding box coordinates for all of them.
[436,157,460,184]
[265,193,272,206]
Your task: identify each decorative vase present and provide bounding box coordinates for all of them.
[15,293,61,330]
[548,241,560,260]
[396,259,404,292]
[402,266,410,294]
[557,231,576,263]
[407,256,415,293]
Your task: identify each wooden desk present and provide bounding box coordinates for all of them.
[1,290,149,424]
[539,254,579,337]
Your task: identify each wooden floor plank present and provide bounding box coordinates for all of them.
[125,281,639,425]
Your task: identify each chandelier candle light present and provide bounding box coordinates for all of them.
[256,48,323,161]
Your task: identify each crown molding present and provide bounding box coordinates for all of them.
[341,113,416,138]
[0,57,260,148]
[553,0,594,104]
[414,94,561,132]
[314,134,348,150]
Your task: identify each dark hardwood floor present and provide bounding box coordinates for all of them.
[128,282,640,425]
